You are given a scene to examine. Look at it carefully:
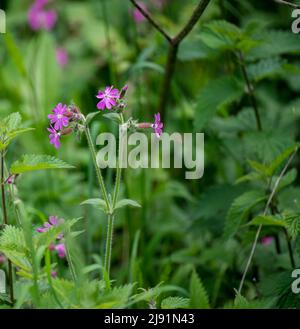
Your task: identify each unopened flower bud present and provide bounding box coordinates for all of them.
[60,127,73,135]
[137,122,152,129]
[119,85,128,99]
[5,174,18,185]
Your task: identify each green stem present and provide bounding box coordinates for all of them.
[84,125,110,210]
[104,114,125,280]
[104,214,114,278]
[1,151,14,304]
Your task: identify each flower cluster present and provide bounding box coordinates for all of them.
[28,0,57,31]
[36,215,66,259]
[47,85,164,149]
[47,103,82,149]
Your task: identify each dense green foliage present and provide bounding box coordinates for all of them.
[1,0,300,309]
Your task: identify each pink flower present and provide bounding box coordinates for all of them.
[96,86,120,110]
[51,270,57,278]
[56,48,69,68]
[37,216,64,239]
[48,126,61,149]
[55,244,66,259]
[48,103,69,131]
[261,236,274,246]
[152,113,163,138]
[132,2,148,23]
[28,0,57,31]
[0,254,6,265]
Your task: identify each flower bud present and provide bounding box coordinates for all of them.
[119,85,128,99]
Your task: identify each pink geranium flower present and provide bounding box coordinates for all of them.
[152,113,163,138]
[96,86,120,110]
[28,0,57,31]
[55,244,66,258]
[48,126,61,149]
[132,2,148,23]
[48,103,69,131]
[56,48,69,68]
[261,236,274,246]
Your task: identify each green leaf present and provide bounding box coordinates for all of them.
[285,215,300,239]
[103,113,122,124]
[86,111,100,125]
[200,20,243,51]
[247,57,287,82]
[81,198,109,213]
[10,155,74,174]
[223,190,266,240]
[248,30,300,60]
[115,199,141,210]
[194,77,244,131]
[250,215,287,228]
[161,296,190,309]
[189,270,210,309]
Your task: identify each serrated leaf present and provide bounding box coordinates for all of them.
[189,270,209,309]
[10,154,74,174]
[115,199,141,210]
[247,57,286,82]
[250,215,287,228]
[194,77,244,131]
[161,296,190,309]
[223,190,266,240]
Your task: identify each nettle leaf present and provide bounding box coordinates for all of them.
[223,190,266,240]
[10,154,74,174]
[247,30,300,60]
[189,270,210,309]
[194,77,244,131]
[200,20,243,51]
[115,199,141,210]
[250,215,287,228]
[0,113,34,150]
[0,226,31,272]
[161,296,190,309]
[285,215,300,240]
[81,198,109,213]
[247,57,287,82]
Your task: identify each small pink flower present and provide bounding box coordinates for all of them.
[132,2,148,23]
[48,126,61,149]
[48,103,69,131]
[56,48,69,68]
[96,86,120,110]
[261,236,273,246]
[51,270,57,278]
[0,254,6,265]
[28,0,57,31]
[152,113,163,138]
[37,216,64,240]
[55,244,66,259]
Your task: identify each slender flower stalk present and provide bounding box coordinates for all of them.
[1,151,14,304]
[84,123,110,210]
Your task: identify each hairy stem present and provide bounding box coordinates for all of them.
[238,149,298,294]
[237,51,262,131]
[84,125,110,210]
[104,214,114,279]
[1,152,14,304]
